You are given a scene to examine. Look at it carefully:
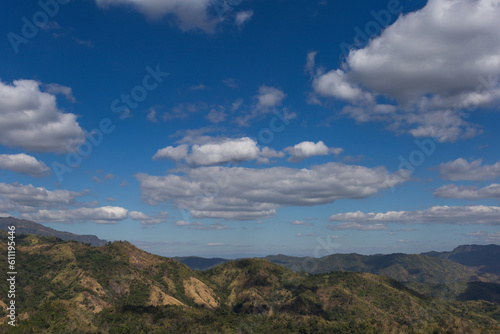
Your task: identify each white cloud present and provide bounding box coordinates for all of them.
[95,0,217,32]
[329,205,500,225]
[0,153,50,177]
[44,83,76,103]
[285,141,343,162]
[190,83,207,90]
[257,85,286,109]
[174,220,202,227]
[195,222,229,230]
[206,106,227,123]
[290,220,313,226]
[234,86,288,126]
[258,147,285,164]
[23,206,128,223]
[296,232,316,237]
[463,231,500,243]
[0,182,84,211]
[153,137,283,166]
[0,80,85,153]
[305,51,317,76]
[235,10,253,29]
[146,108,158,122]
[136,162,408,220]
[153,144,189,161]
[313,69,373,103]
[311,0,500,142]
[223,78,238,89]
[327,222,388,231]
[129,210,168,225]
[163,102,207,121]
[433,183,500,200]
[438,158,500,181]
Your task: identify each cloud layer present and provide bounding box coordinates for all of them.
[329,205,500,225]
[24,206,129,224]
[136,162,407,220]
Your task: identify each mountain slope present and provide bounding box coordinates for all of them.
[424,244,500,275]
[172,256,229,270]
[0,217,107,246]
[1,232,499,333]
[261,252,500,284]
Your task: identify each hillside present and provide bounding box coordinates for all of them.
[424,244,500,275]
[262,253,500,285]
[172,256,229,271]
[1,232,500,333]
[176,251,499,286]
[0,217,107,246]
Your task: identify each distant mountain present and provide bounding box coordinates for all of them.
[424,244,500,275]
[261,253,499,284]
[172,256,229,270]
[1,232,499,333]
[175,249,500,285]
[0,216,108,246]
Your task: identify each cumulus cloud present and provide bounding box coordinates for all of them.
[433,183,500,200]
[94,0,217,32]
[0,182,85,211]
[329,205,500,225]
[136,162,408,220]
[0,153,50,177]
[23,206,128,223]
[129,211,168,225]
[0,80,85,153]
[235,10,253,29]
[153,144,189,162]
[310,0,500,142]
[313,69,373,103]
[438,158,500,181]
[285,141,343,162]
[153,137,283,166]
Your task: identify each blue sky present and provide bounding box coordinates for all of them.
[1,0,500,258]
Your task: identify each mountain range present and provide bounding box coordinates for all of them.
[1,217,499,333]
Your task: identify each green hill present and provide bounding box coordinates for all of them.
[0,217,107,246]
[1,232,500,333]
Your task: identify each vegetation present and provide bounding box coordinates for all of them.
[1,231,500,333]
